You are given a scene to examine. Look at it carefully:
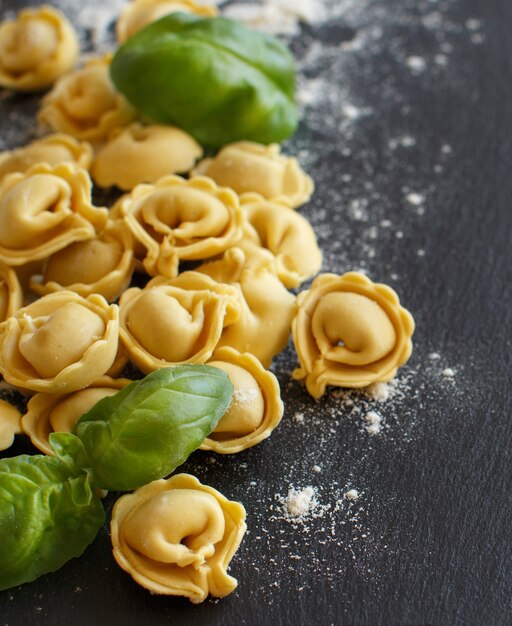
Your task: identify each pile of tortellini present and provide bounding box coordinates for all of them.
[0,0,415,604]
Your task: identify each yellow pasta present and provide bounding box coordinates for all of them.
[0,6,79,92]
[201,347,283,453]
[0,291,119,394]
[116,0,217,42]
[193,141,314,209]
[292,272,415,398]
[38,56,137,142]
[92,123,202,190]
[111,474,246,603]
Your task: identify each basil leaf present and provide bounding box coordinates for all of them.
[74,365,233,491]
[0,434,104,591]
[110,12,298,147]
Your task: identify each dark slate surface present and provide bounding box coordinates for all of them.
[1,0,511,624]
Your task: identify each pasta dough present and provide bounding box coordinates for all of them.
[110,474,246,603]
[239,193,322,288]
[292,272,415,398]
[201,347,283,453]
[30,220,135,302]
[0,163,108,266]
[92,123,202,190]
[0,399,22,451]
[0,134,93,182]
[116,0,218,42]
[119,273,241,372]
[0,6,79,92]
[21,376,131,455]
[193,141,314,209]
[38,56,137,142]
[116,175,244,277]
[0,291,119,393]
[197,247,296,367]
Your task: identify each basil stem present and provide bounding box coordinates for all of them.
[110,12,298,147]
[74,365,233,491]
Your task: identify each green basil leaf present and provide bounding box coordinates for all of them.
[110,12,298,147]
[74,365,233,491]
[0,442,104,591]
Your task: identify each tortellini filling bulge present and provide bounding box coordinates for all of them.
[202,347,283,453]
[117,175,243,277]
[193,141,314,209]
[0,291,119,393]
[239,193,323,288]
[0,134,93,182]
[111,474,246,603]
[292,272,415,398]
[31,220,135,302]
[0,399,22,451]
[119,273,241,372]
[38,56,137,141]
[0,6,79,91]
[116,0,218,42]
[21,377,131,455]
[92,123,203,190]
[0,163,108,266]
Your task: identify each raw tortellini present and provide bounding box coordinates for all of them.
[116,175,244,277]
[197,247,296,368]
[0,290,119,394]
[110,473,246,603]
[0,400,22,451]
[239,193,322,288]
[92,123,203,190]
[116,0,218,42]
[38,56,137,142]
[292,272,415,398]
[119,273,241,373]
[0,6,79,92]
[21,376,131,455]
[193,141,314,209]
[30,220,135,302]
[0,261,23,323]
[0,134,93,182]
[201,347,283,453]
[0,163,108,267]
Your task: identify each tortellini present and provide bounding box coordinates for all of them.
[119,273,241,373]
[110,474,246,603]
[201,347,283,453]
[193,141,314,209]
[21,376,131,455]
[92,123,203,190]
[0,163,108,266]
[0,6,79,92]
[0,399,22,451]
[38,56,137,142]
[0,261,23,323]
[116,175,244,277]
[0,291,119,394]
[116,0,218,43]
[0,134,93,182]
[239,193,322,288]
[197,247,296,367]
[292,272,415,398]
[30,220,135,302]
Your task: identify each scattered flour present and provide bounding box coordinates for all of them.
[344,489,360,501]
[364,411,383,435]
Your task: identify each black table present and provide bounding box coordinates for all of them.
[1,0,511,624]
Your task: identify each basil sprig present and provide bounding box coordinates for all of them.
[110,12,298,147]
[0,433,104,591]
[74,366,233,491]
[0,365,233,591]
